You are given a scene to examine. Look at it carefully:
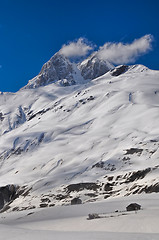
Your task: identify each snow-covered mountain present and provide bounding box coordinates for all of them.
[24,52,79,88]
[23,52,114,89]
[0,52,159,212]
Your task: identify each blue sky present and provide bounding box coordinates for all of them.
[0,0,159,92]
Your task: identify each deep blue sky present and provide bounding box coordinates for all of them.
[0,0,159,92]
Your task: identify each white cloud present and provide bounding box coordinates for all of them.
[97,34,153,64]
[60,38,93,58]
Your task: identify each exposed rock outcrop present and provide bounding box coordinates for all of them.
[23,51,114,89]
[110,65,128,76]
[24,53,78,88]
[0,185,17,211]
[66,182,100,193]
[79,53,113,80]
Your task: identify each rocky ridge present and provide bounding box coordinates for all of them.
[23,52,114,89]
[79,52,114,80]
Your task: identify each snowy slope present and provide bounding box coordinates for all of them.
[0,64,159,211]
[0,193,159,240]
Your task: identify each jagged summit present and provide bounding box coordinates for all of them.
[24,52,77,88]
[79,52,114,80]
[23,51,114,89]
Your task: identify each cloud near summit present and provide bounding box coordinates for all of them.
[97,34,153,64]
[60,35,153,64]
[60,38,94,58]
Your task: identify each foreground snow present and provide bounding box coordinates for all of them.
[0,193,159,240]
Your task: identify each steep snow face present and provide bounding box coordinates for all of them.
[24,53,84,88]
[79,53,114,80]
[0,65,159,211]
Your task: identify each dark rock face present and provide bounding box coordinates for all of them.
[110,65,128,76]
[104,183,113,192]
[0,185,17,210]
[124,148,143,155]
[107,176,113,181]
[92,161,104,169]
[140,183,159,193]
[66,182,100,193]
[25,53,76,88]
[38,53,74,86]
[126,203,141,211]
[79,54,113,80]
[0,112,4,121]
[40,203,48,208]
[88,213,100,220]
[125,168,151,183]
[71,197,82,205]
[55,194,67,200]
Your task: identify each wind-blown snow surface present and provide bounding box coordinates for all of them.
[0,64,159,210]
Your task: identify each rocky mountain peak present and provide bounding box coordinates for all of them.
[78,53,114,80]
[23,51,114,89]
[24,52,77,89]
